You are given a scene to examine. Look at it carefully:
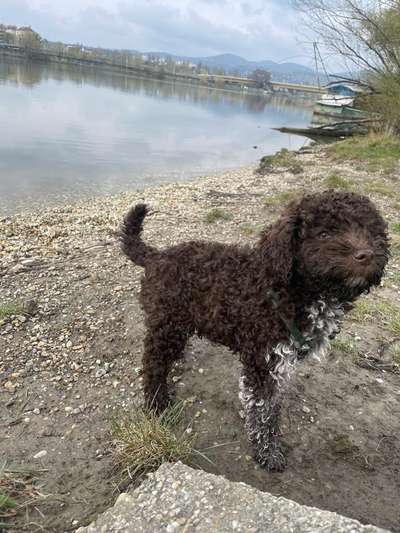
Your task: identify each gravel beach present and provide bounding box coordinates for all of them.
[1,145,400,532]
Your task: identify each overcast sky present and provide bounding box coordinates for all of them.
[0,0,317,66]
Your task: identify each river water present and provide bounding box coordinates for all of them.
[0,56,313,214]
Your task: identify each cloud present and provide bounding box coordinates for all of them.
[0,0,312,65]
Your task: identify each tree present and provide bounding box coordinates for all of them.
[249,68,272,88]
[17,27,42,50]
[292,0,400,75]
[293,0,400,130]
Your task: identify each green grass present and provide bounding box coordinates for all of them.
[0,303,23,321]
[323,172,353,191]
[112,402,197,480]
[204,208,233,224]
[363,180,396,198]
[264,189,303,207]
[329,132,400,173]
[351,298,400,336]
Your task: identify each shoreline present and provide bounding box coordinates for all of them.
[1,143,400,532]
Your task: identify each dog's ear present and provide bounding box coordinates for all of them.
[258,204,300,286]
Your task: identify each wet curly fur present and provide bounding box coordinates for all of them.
[121,191,389,471]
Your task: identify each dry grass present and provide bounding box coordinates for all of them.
[112,402,197,481]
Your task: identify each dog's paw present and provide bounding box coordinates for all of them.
[254,444,287,472]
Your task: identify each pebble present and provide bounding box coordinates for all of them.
[302,406,311,414]
[33,450,47,459]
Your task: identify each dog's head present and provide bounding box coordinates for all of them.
[260,190,389,298]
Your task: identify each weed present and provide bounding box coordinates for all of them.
[112,402,196,481]
[205,208,233,224]
[0,303,23,322]
[323,172,353,191]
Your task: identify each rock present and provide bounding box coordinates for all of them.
[4,381,15,392]
[33,450,47,459]
[77,463,388,533]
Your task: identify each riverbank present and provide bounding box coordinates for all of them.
[1,142,400,532]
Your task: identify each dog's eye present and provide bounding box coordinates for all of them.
[318,231,330,240]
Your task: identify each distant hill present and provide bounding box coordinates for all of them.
[144,52,321,83]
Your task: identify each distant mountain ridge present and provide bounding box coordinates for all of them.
[144,51,318,83]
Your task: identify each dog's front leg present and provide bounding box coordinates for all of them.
[239,362,287,472]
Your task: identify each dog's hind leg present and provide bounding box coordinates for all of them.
[239,360,287,472]
[142,321,188,413]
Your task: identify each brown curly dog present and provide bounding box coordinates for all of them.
[121,190,389,471]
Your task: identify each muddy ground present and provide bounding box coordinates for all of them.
[1,146,400,532]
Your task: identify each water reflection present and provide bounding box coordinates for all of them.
[0,57,314,214]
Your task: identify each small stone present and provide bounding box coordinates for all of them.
[33,408,40,415]
[34,450,47,459]
[4,381,15,392]
[66,341,73,349]
[198,368,204,374]
[302,406,311,414]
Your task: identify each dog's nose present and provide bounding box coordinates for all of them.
[354,249,374,263]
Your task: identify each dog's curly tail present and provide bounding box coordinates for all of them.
[120,204,157,267]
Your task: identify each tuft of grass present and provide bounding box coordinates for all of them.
[257,148,302,175]
[323,172,353,191]
[331,335,359,357]
[328,132,400,173]
[363,180,395,198]
[112,402,196,481]
[392,202,400,212]
[264,189,303,207]
[239,223,258,236]
[351,298,400,336]
[204,208,233,224]
[0,303,23,322]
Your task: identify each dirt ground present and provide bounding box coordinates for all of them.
[1,146,400,532]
